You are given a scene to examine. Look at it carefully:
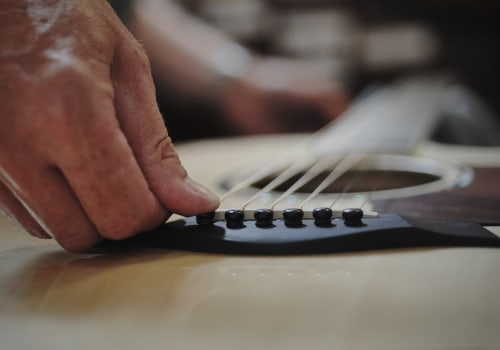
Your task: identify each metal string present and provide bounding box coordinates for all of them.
[219,76,449,214]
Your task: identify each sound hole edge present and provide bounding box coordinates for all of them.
[219,155,471,200]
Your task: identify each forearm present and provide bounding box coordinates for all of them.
[130,0,256,97]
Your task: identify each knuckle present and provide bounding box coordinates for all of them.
[153,134,179,163]
[38,206,102,252]
[142,130,185,171]
[57,232,101,253]
[129,41,152,72]
[136,49,152,73]
[97,207,165,240]
[115,37,152,74]
[98,220,136,240]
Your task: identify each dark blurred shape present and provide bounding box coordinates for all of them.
[432,85,500,146]
[351,0,500,113]
[157,0,500,140]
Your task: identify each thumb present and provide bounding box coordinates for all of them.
[111,37,219,216]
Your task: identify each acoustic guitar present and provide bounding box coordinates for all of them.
[114,75,500,254]
[1,75,499,349]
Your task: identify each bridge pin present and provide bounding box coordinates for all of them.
[342,208,364,226]
[313,207,333,227]
[254,209,274,228]
[225,209,245,229]
[283,208,304,227]
[196,211,216,226]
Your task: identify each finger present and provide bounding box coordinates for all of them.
[50,82,168,241]
[110,37,219,215]
[0,179,51,239]
[0,163,101,252]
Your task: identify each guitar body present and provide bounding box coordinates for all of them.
[1,75,500,350]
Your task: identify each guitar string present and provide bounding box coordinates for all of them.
[303,82,407,210]
[233,90,387,211]
[239,156,321,210]
[351,78,448,210]
[336,89,410,209]
[244,87,392,213]
[219,76,448,216]
[297,154,364,210]
[221,83,397,213]
[297,84,403,211]
[217,79,393,208]
[350,78,448,210]
[268,154,350,210]
[218,136,316,202]
[275,86,401,211]
[326,165,370,211]
[298,77,448,211]
[337,78,447,210]
[323,82,414,211]
[216,93,377,205]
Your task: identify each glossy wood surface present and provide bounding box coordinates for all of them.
[1,135,500,350]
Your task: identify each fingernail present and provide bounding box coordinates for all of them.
[185,178,220,208]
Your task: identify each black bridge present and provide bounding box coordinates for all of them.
[96,210,500,255]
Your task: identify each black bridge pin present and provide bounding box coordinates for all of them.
[282,208,304,227]
[342,208,364,226]
[225,209,245,228]
[313,207,333,227]
[254,209,274,228]
[196,211,215,226]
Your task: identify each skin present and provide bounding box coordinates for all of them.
[0,0,219,252]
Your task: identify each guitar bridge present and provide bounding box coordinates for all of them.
[96,211,500,255]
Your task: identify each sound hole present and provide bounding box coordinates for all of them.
[252,170,440,194]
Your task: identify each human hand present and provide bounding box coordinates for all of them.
[0,0,219,252]
[220,57,349,134]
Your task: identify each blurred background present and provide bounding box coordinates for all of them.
[119,0,500,142]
